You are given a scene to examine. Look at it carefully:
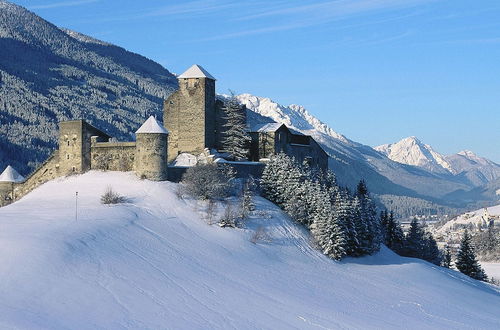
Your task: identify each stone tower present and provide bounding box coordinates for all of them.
[135,116,169,181]
[163,64,216,162]
[58,120,109,174]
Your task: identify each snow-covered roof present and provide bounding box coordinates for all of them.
[248,122,284,133]
[136,116,169,134]
[0,165,25,183]
[178,64,216,80]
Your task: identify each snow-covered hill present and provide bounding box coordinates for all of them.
[0,171,499,329]
[434,204,500,234]
[375,136,455,174]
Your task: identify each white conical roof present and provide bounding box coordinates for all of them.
[136,116,169,134]
[0,165,25,183]
[178,64,215,80]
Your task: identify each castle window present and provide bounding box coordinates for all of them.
[67,141,70,146]
[67,154,70,160]
[72,166,76,172]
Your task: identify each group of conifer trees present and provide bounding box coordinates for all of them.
[260,153,381,260]
[380,214,441,265]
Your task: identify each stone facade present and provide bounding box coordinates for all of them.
[91,139,136,171]
[0,182,13,207]
[135,133,168,181]
[58,121,110,174]
[164,77,216,162]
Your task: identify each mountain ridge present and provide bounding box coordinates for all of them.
[1,0,497,211]
[375,136,500,187]
[0,0,177,174]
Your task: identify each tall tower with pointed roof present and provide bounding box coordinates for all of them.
[163,64,216,162]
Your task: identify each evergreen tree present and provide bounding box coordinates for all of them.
[354,180,381,255]
[442,245,452,268]
[335,192,359,256]
[220,94,251,160]
[380,210,389,242]
[402,218,424,258]
[456,230,488,281]
[384,211,404,253]
[310,189,348,260]
[421,232,441,266]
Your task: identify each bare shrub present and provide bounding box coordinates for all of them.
[205,199,217,225]
[101,186,127,204]
[218,202,239,228]
[180,163,235,200]
[250,226,272,244]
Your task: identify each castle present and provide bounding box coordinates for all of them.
[0,65,328,206]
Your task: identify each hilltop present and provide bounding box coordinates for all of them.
[0,171,499,328]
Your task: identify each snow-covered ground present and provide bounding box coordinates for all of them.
[435,204,500,234]
[0,171,499,329]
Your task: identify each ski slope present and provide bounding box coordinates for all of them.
[0,172,499,329]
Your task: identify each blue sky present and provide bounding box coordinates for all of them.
[11,0,500,162]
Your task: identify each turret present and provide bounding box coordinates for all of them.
[135,116,169,181]
[0,165,25,206]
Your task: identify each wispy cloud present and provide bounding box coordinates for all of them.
[140,0,239,18]
[236,0,435,21]
[29,0,98,10]
[201,0,434,41]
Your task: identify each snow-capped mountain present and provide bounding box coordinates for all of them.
[239,94,473,196]
[375,137,500,187]
[237,93,349,143]
[374,137,455,174]
[446,150,500,186]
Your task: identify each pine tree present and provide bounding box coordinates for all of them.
[456,230,488,281]
[384,211,404,253]
[310,189,348,260]
[402,218,424,258]
[335,192,359,256]
[442,244,452,268]
[422,232,441,266]
[354,180,381,255]
[220,94,251,160]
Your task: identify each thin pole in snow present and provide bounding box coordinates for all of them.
[75,191,78,221]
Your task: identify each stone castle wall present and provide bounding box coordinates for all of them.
[91,140,136,172]
[12,151,61,201]
[0,182,13,207]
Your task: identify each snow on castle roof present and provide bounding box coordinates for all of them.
[136,116,169,134]
[0,165,25,183]
[178,64,216,80]
[248,122,284,133]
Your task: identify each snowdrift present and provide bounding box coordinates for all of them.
[0,172,498,329]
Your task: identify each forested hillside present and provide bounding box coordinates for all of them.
[0,1,177,175]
